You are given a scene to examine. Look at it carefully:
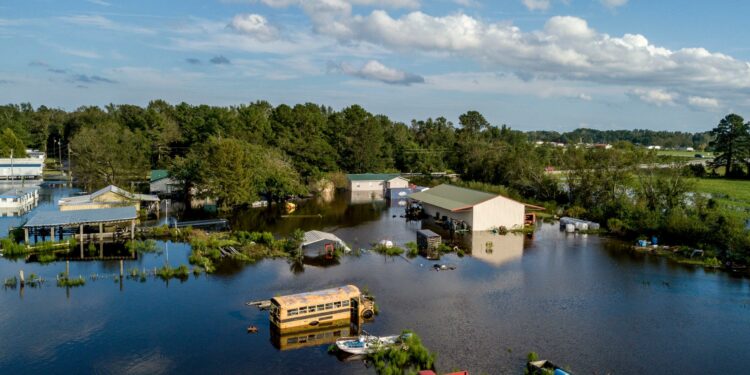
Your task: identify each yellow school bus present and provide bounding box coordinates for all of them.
[269,285,374,333]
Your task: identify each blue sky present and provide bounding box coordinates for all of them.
[2,0,750,132]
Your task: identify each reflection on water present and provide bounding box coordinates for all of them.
[460,231,526,267]
[270,322,360,351]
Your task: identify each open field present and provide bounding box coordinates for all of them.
[657,150,713,158]
[692,178,750,219]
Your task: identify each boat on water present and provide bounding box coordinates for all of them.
[335,333,402,355]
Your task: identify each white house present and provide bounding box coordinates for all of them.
[0,157,44,179]
[0,186,39,216]
[347,173,402,192]
[408,184,526,231]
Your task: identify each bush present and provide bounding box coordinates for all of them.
[1,238,27,255]
[405,242,419,257]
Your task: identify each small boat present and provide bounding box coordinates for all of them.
[285,202,297,213]
[335,334,401,355]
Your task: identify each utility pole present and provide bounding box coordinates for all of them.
[67,145,72,184]
[57,139,63,177]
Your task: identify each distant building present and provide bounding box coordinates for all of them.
[347,173,402,192]
[0,186,39,216]
[59,185,159,212]
[0,150,45,180]
[150,169,179,195]
[646,145,662,150]
[594,143,613,149]
[408,184,526,231]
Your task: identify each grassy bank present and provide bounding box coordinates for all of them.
[188,229,303,273]
[692,178,750,219]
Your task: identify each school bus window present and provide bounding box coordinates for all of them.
[288,309,298,316]
[317,304,324,311]
[334,301,341,308]
[308,306,316,313]
[298,307,307,314]
[342,300,349,307]
[325,303,333,310]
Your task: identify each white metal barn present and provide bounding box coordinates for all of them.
[347,173,401,192]
[408,184,525,231]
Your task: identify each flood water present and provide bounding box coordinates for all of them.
[1,186,749,374]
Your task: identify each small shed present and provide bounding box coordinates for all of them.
[416,229,441,251]
[301,230,351,257]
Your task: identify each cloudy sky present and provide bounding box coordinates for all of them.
[2,0,750,131]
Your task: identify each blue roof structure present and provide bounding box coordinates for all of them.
[24,206,137,228]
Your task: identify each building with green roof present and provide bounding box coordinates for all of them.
[408,184,525,231]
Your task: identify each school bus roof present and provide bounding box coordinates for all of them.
[271,285,361,309]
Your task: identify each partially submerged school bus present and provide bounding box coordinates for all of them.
[269,285,374,333]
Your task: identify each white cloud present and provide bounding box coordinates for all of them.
[86,0,111,6]
[630,88,676,106]
[59,47,101,59]
[256,0,420,9]
[600,0,628,8]
[522,0,550,11]
[454,0,480,7]
[228,13,279,41]
[333,60,424,85]
[577,93,592,101]
[688,96,720,109]
[60,15,154,35]
[281,7,750,107]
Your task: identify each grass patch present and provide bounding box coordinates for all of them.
[57,274,85,288]
[405,242,419,257]
[373,244,404,256]
[155,264,190,281]
[692,177,750,220]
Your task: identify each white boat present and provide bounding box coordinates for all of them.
[335,334,401,355]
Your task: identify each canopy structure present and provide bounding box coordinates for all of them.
[22,206,138,244]
[24,206,137,228]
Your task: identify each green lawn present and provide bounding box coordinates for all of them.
[657,150,713,158]
[692,178,750,219]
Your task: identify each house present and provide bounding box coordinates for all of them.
[347,173,402,192]
[408,184,526,231]
[0,156,44,180]
[150,169,179,195]
[58,185,159,212]
[0,186,39,216]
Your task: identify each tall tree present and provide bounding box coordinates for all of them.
[70,122,149,191]
[0,128,27,158]
[709,114,750,176]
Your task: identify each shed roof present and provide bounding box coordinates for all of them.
[59,185,159,206]
[150,169,169,182]
[24,206,137,228]
[301,230,351,252]
[408,184,500,212]
[271,285,360,309]
[347,173,400,181]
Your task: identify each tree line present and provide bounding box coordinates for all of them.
[0,101,748,263]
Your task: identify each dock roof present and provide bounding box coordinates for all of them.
[347,173,401,181]
[301,230,351,252]
[24,206,137,228]
[408,184,499,211]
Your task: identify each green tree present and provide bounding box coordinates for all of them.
[70,122,149,191]
[0,128,27,158]
[709,114,750,176]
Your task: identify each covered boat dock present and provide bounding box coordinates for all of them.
[23,206,138,244]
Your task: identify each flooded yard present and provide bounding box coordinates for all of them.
[0,186,749,374]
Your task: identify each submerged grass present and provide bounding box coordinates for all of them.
[57,274,85,288]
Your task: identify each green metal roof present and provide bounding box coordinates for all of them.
[408,184,498,211]
[347,173,401,181]
[150,169,169,182]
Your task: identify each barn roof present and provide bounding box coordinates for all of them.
[408,184,504,212]
[301,230,351,252]
[59,185,159,206]
[347,173,401,181]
